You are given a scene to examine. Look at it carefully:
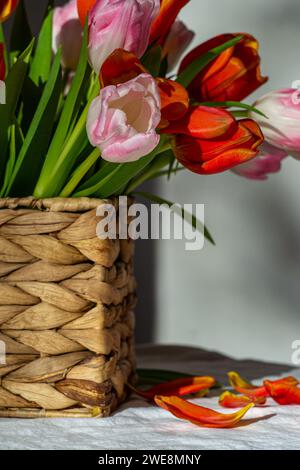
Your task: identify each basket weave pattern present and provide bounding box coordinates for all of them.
[0,197,136,418]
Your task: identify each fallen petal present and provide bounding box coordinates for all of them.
[219,391,266,408]
[264,381,300,405]
[155,395,254,428]
[132,376,216,401]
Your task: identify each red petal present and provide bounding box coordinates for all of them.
[155,395,253,428]
[229,372,299,399]
[157,78,189,124]
[100,49,147,87]
[150,0,190,44]
[264,381,300,405]
[219,391,266,408]
[133,376,216,401]
[0,0,19,22]
[162,105,236,139]
[77,0,96,26]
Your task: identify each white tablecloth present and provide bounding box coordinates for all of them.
[1,345,299,450]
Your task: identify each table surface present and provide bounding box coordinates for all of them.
[1,344,299,450]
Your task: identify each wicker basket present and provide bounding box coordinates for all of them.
[0,197,136,418]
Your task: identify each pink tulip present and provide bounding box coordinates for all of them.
[88,0,160,74]
[232,143,287,180]
[163,20,195,71]
[86,73,161,162]
[53,0,83,71]
[251,89,300,159]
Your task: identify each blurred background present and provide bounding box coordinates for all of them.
[6,0,300,364]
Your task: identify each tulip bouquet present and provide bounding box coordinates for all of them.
[0,0,299,230]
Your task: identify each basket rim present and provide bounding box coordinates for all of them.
[0,197,118,212]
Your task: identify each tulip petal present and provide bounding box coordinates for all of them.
[77,0,96,26]
[264,381,300,405]
[228,371,256,390]
[150,0,190,44]
[155,395,254,428]
[157,78,189,123]
[100,49,147,87]
[229,372,299,399]
[0,0,19,22]
[132,376,216,401]
[162,105,236,139]
[219,391,266,408]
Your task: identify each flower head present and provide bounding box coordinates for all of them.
[250,88,300,159]
[88,0,159,74]
[87,73,161,162]
[180,33,268,102]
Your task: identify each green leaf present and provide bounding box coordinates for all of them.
[177,35,244,88]
[10,1,32,59]
[137,369,221,388]
[4,51,62,197]
[33,23,91,198]
[199,100,267,118]
[125,151,173,194]
[137,369,193,385]
[0,41,34,187]
[73,137,169,198]
[134,191,215,246]
[30,3,54,85]
[59,148,101,197]
[1,121,24,194]
[141,45,162,77]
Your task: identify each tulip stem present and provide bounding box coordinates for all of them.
[59,147,101,197]
[125,147,173,194]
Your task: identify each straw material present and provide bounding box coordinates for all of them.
[0,198,136,418]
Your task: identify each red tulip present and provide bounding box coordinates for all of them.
[170,116,264,175]
[150,0,190,44]
[179,33,268,102]
[0,0,19,22]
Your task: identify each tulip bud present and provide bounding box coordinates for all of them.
[0,43,5,104]
[250,89,300,159]
[86,73,161,162]
[53,0,83,71]
[88,0,159,74]
[232,143,287,180]
[0,0,19,22]
[163,20,195,71]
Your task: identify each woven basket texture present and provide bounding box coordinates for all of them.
[0,197,136,418]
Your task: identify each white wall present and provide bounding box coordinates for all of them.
[156,0,300,364]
